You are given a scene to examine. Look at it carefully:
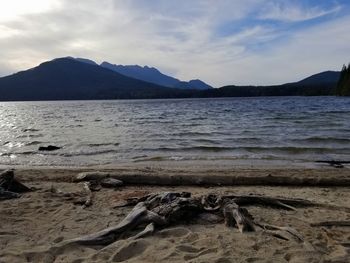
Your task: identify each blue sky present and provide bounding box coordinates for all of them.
[0,0,349,87]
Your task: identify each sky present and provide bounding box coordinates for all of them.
[0,0,349,87]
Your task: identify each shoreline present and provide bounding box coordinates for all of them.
[4,162,348,185]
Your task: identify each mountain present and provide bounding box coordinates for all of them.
[297,71,340,86]
[0,58,341,101]
[100,62,179,87]
[74,57,98,66]
[100,61,213,90]
[0,58,193,101]
[210,71,340,97]
[174,79,213,90]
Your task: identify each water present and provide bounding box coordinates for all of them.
[0,97,350,167]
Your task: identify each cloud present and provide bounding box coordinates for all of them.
[259,1,342,22]
[0,0,349,87]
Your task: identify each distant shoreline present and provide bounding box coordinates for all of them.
[0,95,343,103]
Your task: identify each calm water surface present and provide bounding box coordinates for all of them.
[0,97,349,166]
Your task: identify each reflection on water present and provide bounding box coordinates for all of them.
[0,97,350,166]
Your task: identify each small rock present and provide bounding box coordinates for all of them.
[38,145,61,151]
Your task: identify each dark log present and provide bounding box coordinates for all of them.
[0,170,31,193]
[0,188,20,200]
[310,221,350,227]
[0,170,31,200]
[38,145,61,151]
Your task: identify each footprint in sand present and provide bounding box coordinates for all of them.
[157,227,192,238]
[111,239,150,262]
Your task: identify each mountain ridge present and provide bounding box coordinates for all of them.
[0,57,193,101]
[0,57,341,101]
[99,61,213,90]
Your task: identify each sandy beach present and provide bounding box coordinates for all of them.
[1,165,350,263]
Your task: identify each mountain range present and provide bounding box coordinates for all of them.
[0,57,341,101]
[73,57,212,90]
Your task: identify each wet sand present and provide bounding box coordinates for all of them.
[0,165,350,263]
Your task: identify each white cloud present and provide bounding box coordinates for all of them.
[0,0,60,22]
[259,2,342,22]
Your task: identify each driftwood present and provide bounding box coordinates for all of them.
[82,182,93,208]
[0,170,31,200]
[38,145,61,151]
[316,160,350,168]
[49,183,94,208]
[74,172,123,191]
[310,221,350,227]
[62,192,350,248]
[74,172,350,186]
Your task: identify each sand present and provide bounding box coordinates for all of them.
[0,165,350,263]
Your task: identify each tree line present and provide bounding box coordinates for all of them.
[336,63,350,96]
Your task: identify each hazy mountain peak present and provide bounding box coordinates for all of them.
[100,61,213,90]
[72,57,98,66]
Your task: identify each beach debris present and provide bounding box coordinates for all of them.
[74,172,111,182]
[82,182,93,208]
[0,169,31,200]
[74,172,123,190]
[310,221,350,227]
[316,160,350,168]
[61,191,350,248]
[38,145,61,151]
[48,183,94,208]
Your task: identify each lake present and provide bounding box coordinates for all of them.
[0,96,350,167]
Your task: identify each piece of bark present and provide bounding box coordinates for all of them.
[223,202,255,232]
[82,182,93,208]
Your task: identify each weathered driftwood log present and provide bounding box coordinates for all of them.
[0,170,31,200]
[74,172,350,186]
[62,192,349,248]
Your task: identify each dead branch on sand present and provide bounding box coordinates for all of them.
[62,192,350,249]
